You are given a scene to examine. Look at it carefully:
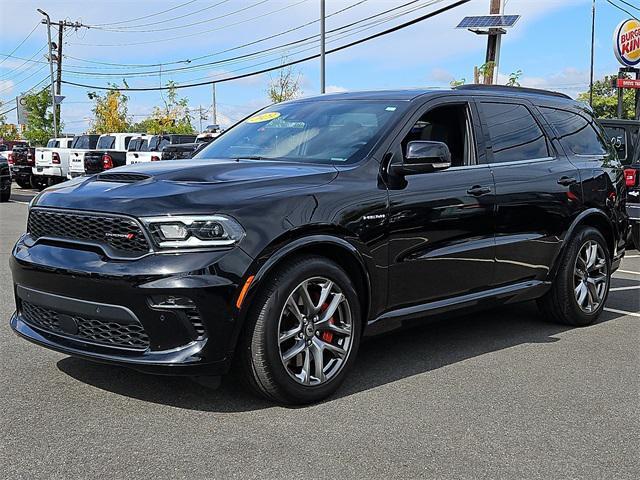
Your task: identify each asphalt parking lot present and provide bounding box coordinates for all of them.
[1,188,638,480]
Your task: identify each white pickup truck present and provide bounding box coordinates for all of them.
[83,132,142,174]
[67,134,101,179]
[33,137,74,188]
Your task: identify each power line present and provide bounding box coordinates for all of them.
[606,0,639,20]
[61,0,471,91]
[63,0,370,68]
[89,0,199,27]
[94,0,271,33]
[0,22,40,67]
[71,0,310,47]
[616,0,640,12]
[0,45,48,80]
[61,0,427,78]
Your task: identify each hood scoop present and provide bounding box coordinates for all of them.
[96,172,151,183]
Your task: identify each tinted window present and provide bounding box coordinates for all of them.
[541,108,608,157]
[0,145,7,151]
[97,135,115,150]
[603,126,627,160]
[148,136,161,151]
[481,103,549,163]
[124,136,133,149]
[127,139,140,151]
[46,139,58,148]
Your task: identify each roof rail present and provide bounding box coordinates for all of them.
[453,84,572,100]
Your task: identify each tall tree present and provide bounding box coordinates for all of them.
[87,83,131,134]
[577,75,636,119]
[267,63,302,103]
[130,82,195,134]
[23,89,57,146]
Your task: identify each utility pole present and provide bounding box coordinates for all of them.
[211,83,217,126]
[320,0,326,93]
[37,9,58,138]
[589,0,596,107]
[198,105,203,132]
[484,0,503,85]
[56,21,63,129]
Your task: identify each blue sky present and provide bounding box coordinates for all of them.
[0,0,636,134]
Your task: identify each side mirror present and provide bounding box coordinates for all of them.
[390,141,452,176]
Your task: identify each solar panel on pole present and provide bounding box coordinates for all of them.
[456,15,520,29]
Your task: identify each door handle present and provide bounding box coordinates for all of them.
[557,176,577,186]
[467,185,492,196]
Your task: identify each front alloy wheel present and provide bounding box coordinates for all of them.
[278,277,353,386]
[238,256,361,404]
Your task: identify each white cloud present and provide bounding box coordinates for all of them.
[0,79,14,96]
[325,85,348,93]
[498,67,591,99]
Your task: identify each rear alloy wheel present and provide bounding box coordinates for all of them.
[538,227,610,326]
[238,256,361,404]
[573,240,608,313]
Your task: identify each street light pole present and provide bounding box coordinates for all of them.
[320,0,326,93]
[37,8,58,138]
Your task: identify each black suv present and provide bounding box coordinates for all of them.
[10,86,629,404]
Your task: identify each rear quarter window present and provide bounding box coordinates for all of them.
[540,107,609,157]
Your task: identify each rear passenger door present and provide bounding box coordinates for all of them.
[477,99,582,287]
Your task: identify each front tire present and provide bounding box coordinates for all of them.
[538,227,610,326]
[237,255,361,404]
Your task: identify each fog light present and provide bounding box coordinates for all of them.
[148,295,196,309]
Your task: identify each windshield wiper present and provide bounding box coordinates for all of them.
[234,155,270,161]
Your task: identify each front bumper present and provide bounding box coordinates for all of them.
[10,237,254,375]
[11,165,32,179]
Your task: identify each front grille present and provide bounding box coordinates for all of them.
[28,208,151,256]
[97,173,151,183]
[21,301,149,350]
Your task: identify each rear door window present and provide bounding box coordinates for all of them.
[97,135,115,150]
[540,108,609,157]
[46,139,59,148]
[480,102,549,163]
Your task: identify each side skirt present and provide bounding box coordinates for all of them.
[365,280,551,336]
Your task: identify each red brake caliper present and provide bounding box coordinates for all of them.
[319,302,334,343]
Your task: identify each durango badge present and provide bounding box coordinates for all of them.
[614,19,640,67]
[105,232,137,240]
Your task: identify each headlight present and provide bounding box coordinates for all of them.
[141,215,245,248]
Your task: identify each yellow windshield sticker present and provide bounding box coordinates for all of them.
[246,112,281,123]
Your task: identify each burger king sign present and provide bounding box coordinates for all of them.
[614,19,640,67]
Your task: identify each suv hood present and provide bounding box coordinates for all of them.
[33,159,339,216]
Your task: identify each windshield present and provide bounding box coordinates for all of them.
[195,100,407,165]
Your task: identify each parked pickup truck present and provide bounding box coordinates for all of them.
[127,134,196,164]
[83,132,142,174]
[161,141,208,160]
[67,134,100,179]
[125,135,150,165]
[33,137,74,188]
[10,144,36,188]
